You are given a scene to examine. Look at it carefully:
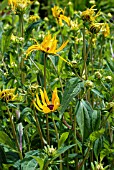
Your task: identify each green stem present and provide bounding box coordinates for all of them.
[7,107,23,160]
[19,13,25,84]
[52,113,63,170]
[74,115,78,170]
[82,25,87,79]
[33,106,45,147]
[48,56,64,92]
[78,146,91,170]
[44,53,50,145]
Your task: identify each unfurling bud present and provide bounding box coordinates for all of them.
[85,80,94,88]
[94,71,102,79]
[105,76,112,83]
[89,23,101,34]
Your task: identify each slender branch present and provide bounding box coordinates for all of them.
[44,53,50,145]
[7,107,23,160]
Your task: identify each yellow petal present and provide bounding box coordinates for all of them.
[44,89,50,105]
[53,98,60,111]
[26,44,41,57]
[52,88,58,104]
[36,93,43,109]
[40,89,47,106]
[60,15,70,26]
[55,40,69,53]
[43,105,51,114]
[33,100,42,112]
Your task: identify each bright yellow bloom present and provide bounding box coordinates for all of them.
[0,88,17,103]
[8,0,32,13]
[26,32,69,63]
[101,23,110,37]
[81,5,100,23]
[52,6,70,26]
[33,88,60,114]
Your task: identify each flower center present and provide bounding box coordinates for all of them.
[47,104,54,110]
[47,47,50,51]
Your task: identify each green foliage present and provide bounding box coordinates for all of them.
[0,0,114,169]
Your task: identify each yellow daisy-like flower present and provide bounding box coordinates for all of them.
[52,6,70,26]
[81,5,100,23]
[8,0,32,13]
[0,88,17,103]
[26,32,69,63]
[33,88,60,114]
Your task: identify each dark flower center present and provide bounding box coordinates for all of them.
[47,104,54,110]
[47,47,50,51]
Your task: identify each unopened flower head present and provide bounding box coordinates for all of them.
[89,23,102,34]
[0,88,17,103]
[44,145,56,156]
[33,88,60,114]
[85,80,94,88]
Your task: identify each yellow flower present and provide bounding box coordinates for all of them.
[33,88,60,114]
[81,5,100,23]
[0,88,17,103]
[26,32,69,63]
[101,23,110,37]
[52,6,70,26]
[29,15,40,22]
[8,0,32,13]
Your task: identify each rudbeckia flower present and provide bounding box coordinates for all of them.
[0,88,17,103]
[33,88,60,114]
[26,32,69,63]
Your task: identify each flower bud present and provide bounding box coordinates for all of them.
[94,71,102,79]
[85,80,94,88]
[105,76,112,83]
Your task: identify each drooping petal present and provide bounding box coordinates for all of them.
[33,100,42,111]
[36,93,43,109]
[55,40,69,53]
[60,15,70,26]
[55,53,71,65]
[52,88,57,105]
[53,97,60,111]
[44,89,50,105]
[26,44,41,57]
[40,89,47,106]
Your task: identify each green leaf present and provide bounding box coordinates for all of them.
[21,158,38,170]
[31,156,44,170]
[0,131,16,150]
[59,78,82,118]
[91,88,104,98]
[92,110,101,131]
[58,132,69,148]
[76,100,92,141]
[76,101,84,140]
[0,0,8,11]
[25,21,41,40]
[52,144,76,161]
[89,128,105,142]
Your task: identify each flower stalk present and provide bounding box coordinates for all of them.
[7,107,23,160]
